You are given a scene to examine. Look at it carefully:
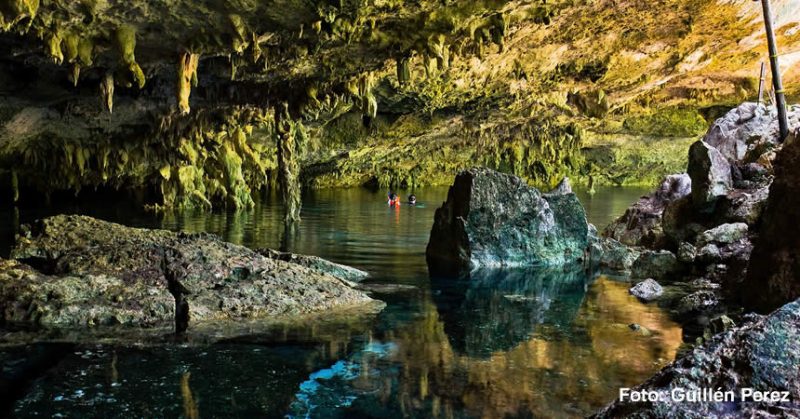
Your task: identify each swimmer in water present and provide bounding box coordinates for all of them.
[408,194,417,206]
[388,192,401,207]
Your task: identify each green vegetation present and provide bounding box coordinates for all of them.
[622,108,709,137]
[0,0,797,209]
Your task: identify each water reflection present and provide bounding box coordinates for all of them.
[180,372,199,419]
[291,277,682,418]
[2,186,681,417]
[432,266,591,358]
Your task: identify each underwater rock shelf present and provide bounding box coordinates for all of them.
[1,215,382,333]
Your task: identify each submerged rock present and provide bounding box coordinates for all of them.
[3,215,380,331]
[426,168,590,276]
[742,129,800,312]
[594,298,800,418]
[604,173,691,248]
[627,323,652,337]
[629,279,663,302]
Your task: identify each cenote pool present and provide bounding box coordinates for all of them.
[0,186,684,418]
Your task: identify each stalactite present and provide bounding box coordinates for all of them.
[177,52,199,115]
[428,34,449,71]
[45,31,63,64]
[115,25,145,89]
[100,73,114,113]
[77,37,93,66]
[11,169,19,203]
[276,103,301,225]
[70,64,80,87]
[397,56,411,85]
[250,32,262,64]
[228,14,248,54]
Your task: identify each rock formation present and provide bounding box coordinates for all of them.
[687,140,732,211]
[629,279,663,302]
[426,168,590,276]
[2,215,381,331]
[594,299,800,418]
[2,2,799,207]
[741,128,800,313]
[604,173,691,248]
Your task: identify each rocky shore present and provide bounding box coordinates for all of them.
[595,103,800,416]
[601,103,800,321]
[1,215,382,334]
[426,102,800,417]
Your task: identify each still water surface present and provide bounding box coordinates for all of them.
[1,186,684,418]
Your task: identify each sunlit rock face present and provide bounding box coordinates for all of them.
[1,1,800,207]
[426,168,590,275]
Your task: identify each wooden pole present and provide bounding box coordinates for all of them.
[758,0,789,141]
[757,62,766,106]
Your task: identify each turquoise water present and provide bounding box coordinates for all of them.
[1,185,685,418]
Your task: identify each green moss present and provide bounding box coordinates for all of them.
[114,25,145,88]
[45,31,63,64]
[622,107,709,137]
[579,134,696,187]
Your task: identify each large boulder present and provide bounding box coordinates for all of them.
[702,102,790,162]
[4,215,381,331]
[604,173,691,248]
[687,140,732,210]
[718,185,770,225]
[742,131,800,312]
[593,299,800,418]
[426,168,590,275]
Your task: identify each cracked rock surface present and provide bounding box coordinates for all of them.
[2,215,381,330]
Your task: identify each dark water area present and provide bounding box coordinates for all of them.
[0,185,683,418]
